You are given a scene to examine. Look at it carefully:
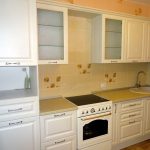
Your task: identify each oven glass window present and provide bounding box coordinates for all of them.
[83,119,108,140]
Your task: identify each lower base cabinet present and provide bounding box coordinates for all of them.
[41,136,76,150]
[144,99,150,134]
[40,111,76,150]
[120,118,143,142]
[112,98,150,150]
[0,116,40,150]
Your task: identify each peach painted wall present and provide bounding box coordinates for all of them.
[54,0,150,17]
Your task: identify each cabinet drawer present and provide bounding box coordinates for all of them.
[0,97,39,121]
[41,136,76,150]
[40,111,76,142]
[120,118,143,142]
[121,100,143,112]
[121,110,143,122]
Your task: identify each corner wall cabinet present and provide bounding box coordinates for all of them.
[37,3,68,64]
[92,15,125,63]
[0,0,37,66]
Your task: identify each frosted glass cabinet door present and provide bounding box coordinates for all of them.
[103,15,124,63]
[37,4,68,64]
[0,0,37,66]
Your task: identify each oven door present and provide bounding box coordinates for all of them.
[77,112,112,149]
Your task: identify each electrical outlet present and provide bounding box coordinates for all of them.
[100,82,107,89]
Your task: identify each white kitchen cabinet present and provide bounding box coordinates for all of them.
[40,110,76,150]
[92,14,125,63]
[144,99,150,135]
[37,3,68,64]
[0,0,37,66]
[120,118,143,142]
[144,22,150,61]
[0,116,40,150]
[125,19,145,62]
[41,136,76,150]
[0,96,39,122]
[112,103,119,145]
[119,99,144,143]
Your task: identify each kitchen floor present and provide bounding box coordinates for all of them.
[122,139,150,150]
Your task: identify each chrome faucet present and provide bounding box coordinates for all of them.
[135,71,145,88]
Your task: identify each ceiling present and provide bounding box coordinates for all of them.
[128,0,150,5]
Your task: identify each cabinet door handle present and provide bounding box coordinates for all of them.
[129,120,136,124]
[111,60,118,63]
[129,104,137,107]
[5,62,20,65]
[54,113,65,117]
[132,60,138,63]
[55,139,65,144]
[129,114,136,117]
[8,108,23,112]
[9,121,23,126]
[48,61,58,64]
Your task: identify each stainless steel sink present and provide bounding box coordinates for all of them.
[130,86,150,94]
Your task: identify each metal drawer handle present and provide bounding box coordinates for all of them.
[81,113,112,121]
[55,139,65,144]
[129,114,137,117]
[48,61,58,64]
[129,104,137,107]
[9,121,23,126]
[6,62,20,65]
[8,108,23,112]
[54,113,65,117]
[129,120,136,124]
[111,60,118,63]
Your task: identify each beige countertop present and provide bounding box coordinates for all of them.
[40,97,77,115]
[95,88,150,103]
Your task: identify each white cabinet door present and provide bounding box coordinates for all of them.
[126,19,145,62]
[41,136,76,150]
[0,117,40,150]
[0,96,39,122]
[145,23,150,61]
[37,4,68,64]
[120,118,143,142]
[0,0,37,66]
[40,111,76,142]
[144,99,150,134]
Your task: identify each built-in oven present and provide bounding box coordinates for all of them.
[66,94,112,150]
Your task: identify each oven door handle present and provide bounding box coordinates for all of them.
[81,113,112,121]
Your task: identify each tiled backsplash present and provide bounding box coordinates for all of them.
[39,63,148,99]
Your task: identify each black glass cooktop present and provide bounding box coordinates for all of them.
[66,94,108,106]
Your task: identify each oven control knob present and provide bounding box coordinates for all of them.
[86,110,88,114]
[82,111,85,114]
[109,106,111,109]
[91,108,95,113]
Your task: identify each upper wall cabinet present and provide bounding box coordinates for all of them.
[37,4,68,64]
[0,0,37,66]
[92,14,125,63]
[144,22,150,62]
[125,19,145,62]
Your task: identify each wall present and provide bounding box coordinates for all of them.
[39,13,148,99]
